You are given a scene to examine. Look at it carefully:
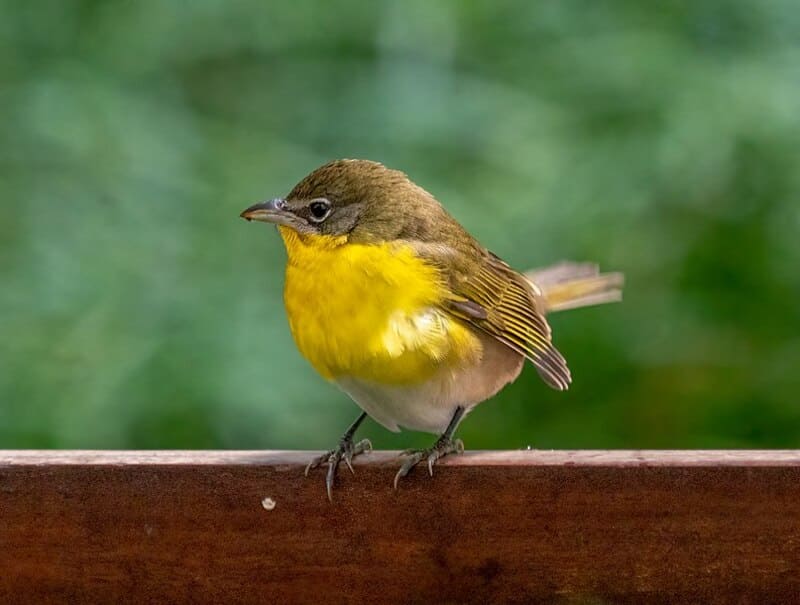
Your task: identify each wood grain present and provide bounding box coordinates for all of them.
[1,450,799,604]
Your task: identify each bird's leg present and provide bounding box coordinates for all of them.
[305,412,371,501]
[394,406,465,488]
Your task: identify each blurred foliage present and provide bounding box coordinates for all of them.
[1,1,799,450]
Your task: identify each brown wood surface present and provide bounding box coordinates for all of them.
[1,450,800,604]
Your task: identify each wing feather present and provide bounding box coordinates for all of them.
[407,241,572,390]
[446,253,571,390]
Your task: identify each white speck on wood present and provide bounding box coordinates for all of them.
[262,497,276,511]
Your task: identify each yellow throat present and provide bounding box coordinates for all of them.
[278,226,482,385]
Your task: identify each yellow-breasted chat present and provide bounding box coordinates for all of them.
[241,159,623,499]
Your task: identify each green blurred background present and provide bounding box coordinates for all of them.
[2,1,799,451]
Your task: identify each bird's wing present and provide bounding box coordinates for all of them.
[409,242,571,390]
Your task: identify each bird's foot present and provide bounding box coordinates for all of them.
[305,437,372,501]
[394,436,464,488]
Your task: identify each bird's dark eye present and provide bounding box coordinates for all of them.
[308,199,331,222]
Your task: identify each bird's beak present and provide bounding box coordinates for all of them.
[240,198,292,225]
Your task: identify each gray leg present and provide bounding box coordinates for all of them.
[305,412,372,501]
[394,406,465,488]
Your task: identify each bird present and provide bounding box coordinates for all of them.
[241,159,623,499]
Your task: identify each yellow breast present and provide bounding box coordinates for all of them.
[278,227,481,385]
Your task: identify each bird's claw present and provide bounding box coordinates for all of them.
[305,438,372,501]
[394,437,464,488]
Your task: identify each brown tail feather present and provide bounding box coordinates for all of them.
[524,261,624,313]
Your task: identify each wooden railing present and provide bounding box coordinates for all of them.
[2,450,799,603]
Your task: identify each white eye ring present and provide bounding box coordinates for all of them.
[308,198,331,222]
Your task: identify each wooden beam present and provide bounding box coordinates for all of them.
[2,450,800,603]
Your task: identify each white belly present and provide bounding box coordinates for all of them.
[336,333,524,434]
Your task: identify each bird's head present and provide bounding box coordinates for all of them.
[240,159,452,244]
